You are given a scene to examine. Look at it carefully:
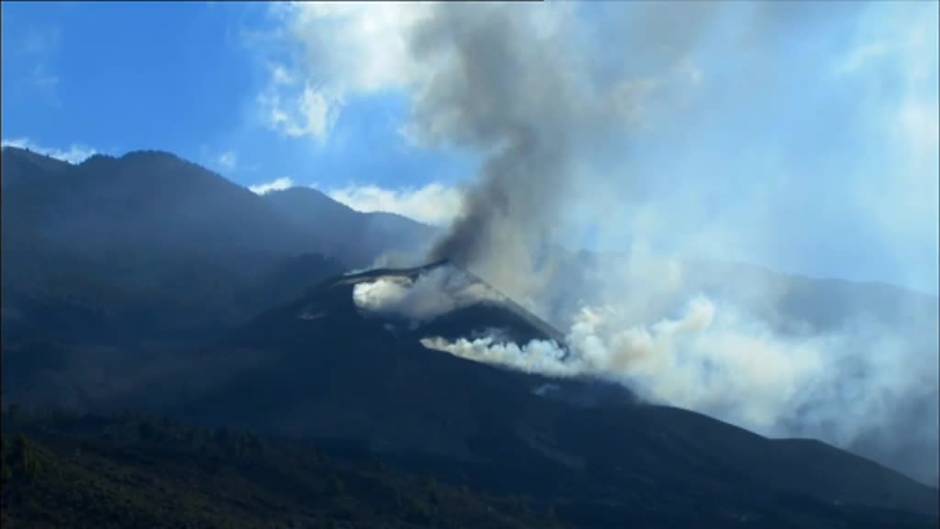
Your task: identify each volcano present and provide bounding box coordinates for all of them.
[3,148,936,527]
[104,261,940,528]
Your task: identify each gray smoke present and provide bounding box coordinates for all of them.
[412,3,937,485]
[277,2,939,485]
[418,4,573,266]
[416,3,718,301]
[414,3,586,301]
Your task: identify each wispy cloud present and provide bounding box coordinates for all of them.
[17,26,63,106]
[21,25,61,55]
[216,150,238,171]
[326,183,463,226]
[251,4,431,142]
[248,176,294,195]
[256,62,339,143]
[29,64,60,99]
[2,137,97,164]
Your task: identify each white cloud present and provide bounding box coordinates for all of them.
[258,83,338,142]
[217,150,238,171]
[17,26,62,105]
[897,99,940,164]
[1,137,97,164]
[326,182,463,226]
[254,3,432,142]
[287,3,431,93]
[257,3,691,146]
[248,176,294,195]
[271,63,295,86]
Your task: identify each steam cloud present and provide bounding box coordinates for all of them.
[352,267,506,323]
[421,261,938,484]
[424,296,833,433]
[279,2,939,484]
[421,336,574,378]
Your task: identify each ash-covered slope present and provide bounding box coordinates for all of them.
[138,262,938,528]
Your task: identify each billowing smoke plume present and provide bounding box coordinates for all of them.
[424,294,896,436]
[413,3,712,301]
[275,2,939,484]
[420,258,939,484]
[417,4,578,273]
[408,4,937,485]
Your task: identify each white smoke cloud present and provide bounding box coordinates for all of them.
[352,275,411,313]
[423,289,934,442]
[564,297,830,432]
[411,248,937,483]
[352,266,505,323]
[421,336,574,377]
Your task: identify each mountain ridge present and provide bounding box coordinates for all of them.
[0,146,434,344]
[2,145,937,526]
[135,262,938,523]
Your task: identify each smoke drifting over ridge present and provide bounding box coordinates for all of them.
[274,2,939,485]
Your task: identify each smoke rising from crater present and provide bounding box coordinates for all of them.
[415,3,720,301]
[415,3,595,301]
[279,2,939,484]
[352,267,506,323]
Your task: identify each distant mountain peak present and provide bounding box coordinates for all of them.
[2,145,73,169]
[119,149,184,163]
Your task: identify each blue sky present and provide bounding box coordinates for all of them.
[1,2,475,193]
[2,2,938,293]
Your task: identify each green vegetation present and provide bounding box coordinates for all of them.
[0,408,563,529]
